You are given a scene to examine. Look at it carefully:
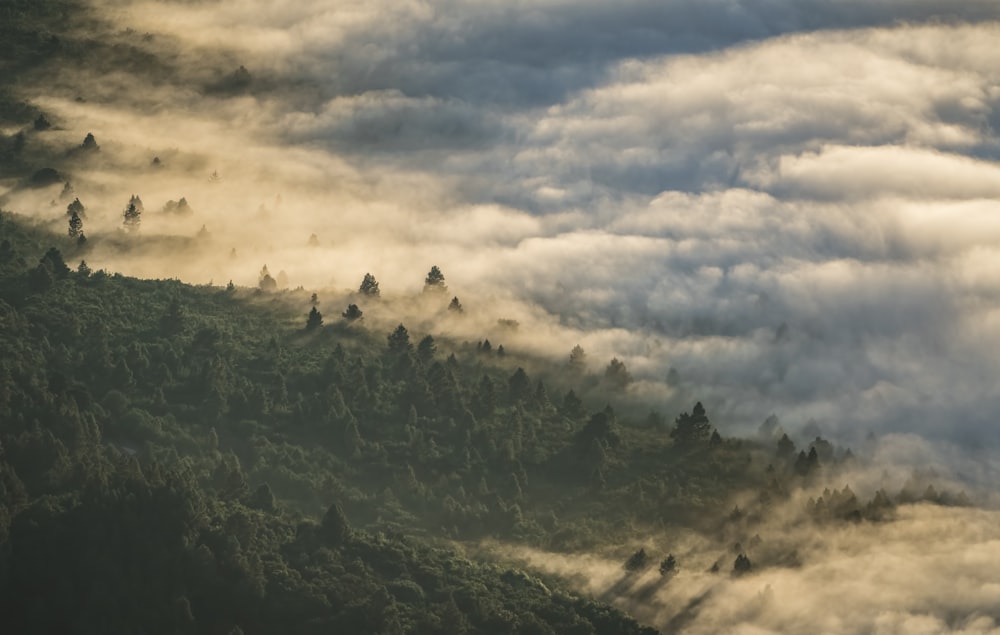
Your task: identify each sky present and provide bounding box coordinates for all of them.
[8,1,1000,444]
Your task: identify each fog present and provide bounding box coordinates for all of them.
[5,1,1000,631]
[4,1,1000,446]
[489,433,1000,634]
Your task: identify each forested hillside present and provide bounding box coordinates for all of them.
[0,207,961,634]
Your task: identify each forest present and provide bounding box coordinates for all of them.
[0,0,983,633]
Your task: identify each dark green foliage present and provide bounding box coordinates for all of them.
[66,198,85,218]
[258,265,276,291]
[0,213,901,635]
[342,303,362,321]
[448,296,463,313]
[162,198,192,215]
[388,324,412,355]
[776,433,796,460]
[670,401,712,448]
[306,306,323,330]
[424,265,446,292]
[122,202,141,232]
[28,167,62,187]
[416,335,436,365]
[320,501,352,546]
[359,272,380,297]
[605,357,631,390]
[81,132,99,151]
[508,367,532,403]
[67,210,82,238]
[624,548,650,572]
[659,554,677,576]
[38,246,70,278]
[733,553,752,575]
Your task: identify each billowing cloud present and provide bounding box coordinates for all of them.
[8,1,1000,448]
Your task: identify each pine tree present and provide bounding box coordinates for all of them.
[424,265,447,292]
[359,273,380,297]
[122,202,141,232]
[387,324,412,355]
[66,198,85,218]
[68,211,83,239]
[659,554,677,576]
[342,304,363,321]
[258,265,276,291]
[306,306,323,330]
[81,132,99,151]
[671,402,712,447]
[320,502,352,546]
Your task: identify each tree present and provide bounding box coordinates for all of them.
[40,247,70,278]
[659,554,677,576]
[34,114,51,131]
[448,296,463,313]
[417,335,436,365]
[77,260,91,277]
[249,483,276,512]
[306,307,323,330]
[776,433,796,461]
[342,304,363,321]
[733,553,752,575]
[66,198,85,218]
[128,194,145,214]
[122,202,141,232]
[508,368,532,404]
[671,402,712,447]
[68,211,83,239]
[624,548,650,572]
[258,265,276,291]
[561,389,585,420]
[359,273,380,297]
[320,502,352,546]
[568,345,587,373]
[388,324,412,355]
[424,265,447,292]
[81,132,99,151]
[604,357,631,391]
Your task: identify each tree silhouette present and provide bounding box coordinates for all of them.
[67,211,83,239]
[733,553,752,575]
[320,502,352,546]
[258,265,276,291]
[424,265,447,292]
[306,307,323,330]
[624,548,650,572]
[671,402,713,447]
[66,198,85,218]
[122,202,141,232]
[659,554,677,576]
[448,296,463,313]
[359,273,380,297]
[81,132,99,151]
[342,304,363,321]
[388,324,412,355]
[604,357,631,391]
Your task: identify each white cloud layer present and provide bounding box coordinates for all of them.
[9,2,1000,446]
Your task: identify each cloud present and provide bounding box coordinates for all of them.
[8,1,1000,451]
